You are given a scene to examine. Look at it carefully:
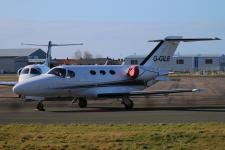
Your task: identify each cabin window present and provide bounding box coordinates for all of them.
[21,68,30,74]
[100,70,106,75]
[67,70,75,78]
[90,70,96,75]
[109,70,116,75]
[30,68,41,75]
[48,68,66,78]
[176,59,184,64]
[205,59,213,64]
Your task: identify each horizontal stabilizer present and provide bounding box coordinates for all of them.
[22,41,83,68]
[148,37,221,42]
[21,43,83,46]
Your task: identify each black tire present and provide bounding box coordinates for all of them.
[19,95,25,99]
[78,98,87,108]
[123,99,134,110]
[37,102,45,111]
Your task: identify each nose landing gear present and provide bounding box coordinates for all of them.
[36,101,45,111]
[121,97,133,109]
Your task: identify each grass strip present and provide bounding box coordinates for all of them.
[0,123,225,150]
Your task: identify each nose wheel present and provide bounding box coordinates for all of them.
[78,98,87,108]
[36,101,45,111]
[122,97,133,109]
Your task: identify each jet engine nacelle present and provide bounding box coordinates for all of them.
[127,65,139,79]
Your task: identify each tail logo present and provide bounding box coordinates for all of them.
[153,56,170,62]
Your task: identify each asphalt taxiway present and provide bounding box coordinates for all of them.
[0,76,225,124]
[0,98,225,124]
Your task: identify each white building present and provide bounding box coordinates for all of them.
[195,55,220,71]
[220,55,225,71]
[124,54,224,72]
[170,56,194,72]
[0,48,46,73]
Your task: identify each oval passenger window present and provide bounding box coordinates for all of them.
[109,70,115,75]
[100,70,106,75]
[90,70,96,75]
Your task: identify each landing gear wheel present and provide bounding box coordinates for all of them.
[78,98,87,108]
[36,101,45,111]
[122,97,134,110]
[19,95,25,99]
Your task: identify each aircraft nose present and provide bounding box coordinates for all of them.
[13,75,53,96]
[13,83,28,95]
[13,80,39,95]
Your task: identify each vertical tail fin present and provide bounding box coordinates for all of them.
[44,41,52,67]
[140,36,220,68]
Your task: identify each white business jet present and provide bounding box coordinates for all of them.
[0,41,83,98]
[13,36,220,111]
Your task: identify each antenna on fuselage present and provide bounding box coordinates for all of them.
[21,41,83,68]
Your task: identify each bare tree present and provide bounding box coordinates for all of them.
[74,50,82,59]
[83,51,93,59]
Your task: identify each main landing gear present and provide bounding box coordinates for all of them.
[36,101,45,111]
[72,97,88,108]
[73,97,133,109]
[78,98,87,108]
[121,97,134,109]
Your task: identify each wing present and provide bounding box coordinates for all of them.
[97,89,200,98]
[0,81,17,86]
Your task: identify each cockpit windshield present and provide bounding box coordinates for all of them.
[21,68,29,75]
[48,68,75,78]
[67,70,75,78]
[30,68,42,75]
[48,68,66,78]
[17,68,22,75]
[20,67,42,75]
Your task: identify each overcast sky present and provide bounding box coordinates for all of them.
[0,0,224,59]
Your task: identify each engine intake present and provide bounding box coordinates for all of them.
[127,65,139,79]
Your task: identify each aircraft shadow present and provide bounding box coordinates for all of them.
[0,96,18,98]
[50,106,225,113]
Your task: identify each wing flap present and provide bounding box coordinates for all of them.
[97,89,200,98]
